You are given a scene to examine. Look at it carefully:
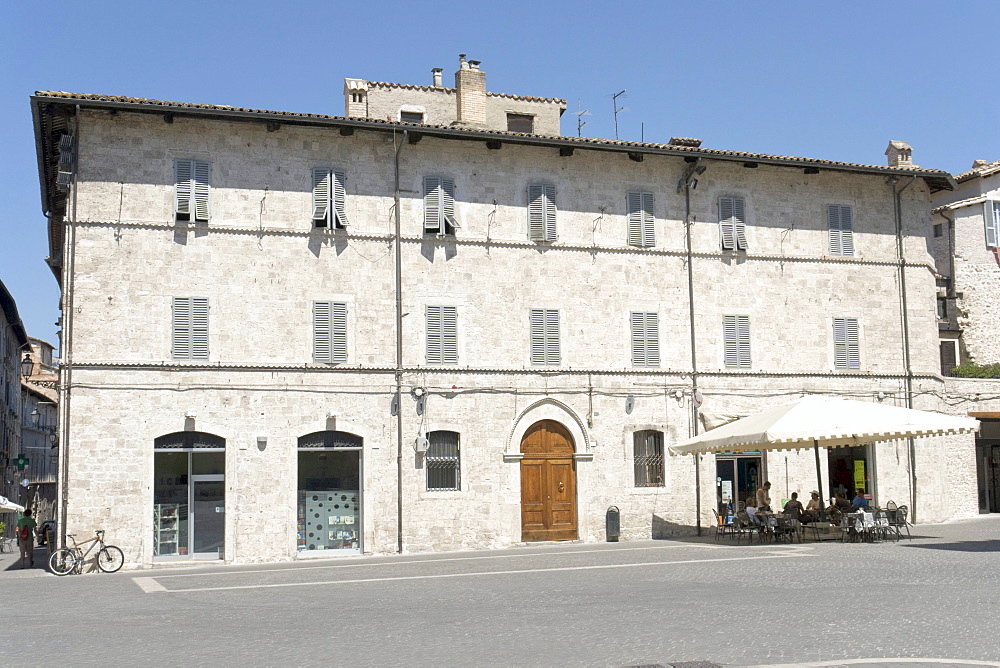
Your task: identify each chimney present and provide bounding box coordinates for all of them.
[885,140,918,169]
[344,78,368,118]
[454,54,487,126]
[432,68,443,87]
[669,137,702,148]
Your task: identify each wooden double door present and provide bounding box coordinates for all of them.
[520,420,578,541]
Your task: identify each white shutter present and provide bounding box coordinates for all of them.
[627,191,643,247]
[441,306,458,364]
[733,197,748,250]
[631,312,659,367]
[723,315,739,367]
[332,171,349,228]
[190,298,209,359]
[441,178,459,230]
[529,309,545,364]
[331,302,347,363]
[828,205,842,255]
[424,177,441,232]
[313,301,332,362]
[986,201,999,248]
[545,308,560,364]
[193,161,211,222]
[845,317,859,369]
[736,314,750,368]
[833,317,859,369]
[528,184,545,241]
[172,297,191,359]
[839,205,854,256]
[312,169,331,224]
[426,306,443,364]
[174,159,193,217]
[530,309,559,365]
[641,191,655,247]
[543,184,557,242]
[719,196,736,250]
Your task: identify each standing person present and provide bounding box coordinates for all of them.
[16,508,37,569]
[756,481,772,512]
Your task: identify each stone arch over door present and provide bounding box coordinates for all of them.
[519,420,578,541]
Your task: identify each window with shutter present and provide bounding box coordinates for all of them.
[529,309,560,366]
[985,201,1000,248]
[174,159,211,222]
[828,204,855,256]
[426,306,458,364]
[312,169,350,229]
[528,183,557,242]
[723,315,751,368]
[719,196,747,251]
[426,431,461,491]
[423,176,459,235]
[627,190,655,247]
[313,301,348,363]
[633,431,665,487]
[172,297,209,360]
[833,317,860,370]
[630,312,660,367]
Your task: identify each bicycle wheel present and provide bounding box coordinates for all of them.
[49,548,77,576]
[97,545,124,573]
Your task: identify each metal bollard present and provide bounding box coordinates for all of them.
[605,505,621,542]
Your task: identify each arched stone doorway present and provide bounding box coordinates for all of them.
[520,420,578,541]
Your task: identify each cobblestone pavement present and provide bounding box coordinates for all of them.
[3,517,1000,667]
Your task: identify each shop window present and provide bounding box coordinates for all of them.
[426,431,460,491]
[297,431,362,552]
[633,430,664,487]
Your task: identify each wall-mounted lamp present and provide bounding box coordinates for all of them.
[20,354,33,378]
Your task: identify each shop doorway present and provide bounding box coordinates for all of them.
[153,432,226,560]
[715,454,762,515]
[827,445,875,504]
[974,420,1000,513]
[298,431,362,552]
[520,420,578,542]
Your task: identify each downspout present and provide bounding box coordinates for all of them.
[393,131,408,554]
[58,105,81,549]
[890,174,918,520]
[678,159,705,535]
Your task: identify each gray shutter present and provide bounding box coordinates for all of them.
[545,308,560,364]
[441,306,458,364]
[986,201,999,247]
[828,205,842,255]
[543,184,557,241]
[833,317,859,369]
[312,169,331,224]
[631,312,659,367]
[733,197,748,250]
[172,297,191,359]
[331,302,347,363]
[441,178,459,230]
[424,176,442,232]
[627,191,643,247]
[190,298,209,359]
[313,301,331,362]
[529,309,546,364]
[332,171,349,228]
[530,309,559,365]
[723,315,739,368]
[193,161,211,222]
[719,196,736,250]
[845,317,859,369]
[174,159,193,216]
[426,306,443,364]
[641,191,655,247]
[839,205,854,256]
[528,184,545,241]
[736,314,750,368]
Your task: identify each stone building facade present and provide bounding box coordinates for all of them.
[20,338,59,522]
[0,280,29,515]
[31,75,986,568]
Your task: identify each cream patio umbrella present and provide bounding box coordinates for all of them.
[670,395,980,517]
[0,495,25,513]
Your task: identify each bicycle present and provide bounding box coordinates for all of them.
[48,530,124,575]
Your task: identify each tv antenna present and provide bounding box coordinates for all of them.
[612,89,627,140]
[574,100,591,138]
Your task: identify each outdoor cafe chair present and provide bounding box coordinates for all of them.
[873,510,894,542]
[734,511,758,544]
[890,505,912,540]
[712,509,734,541]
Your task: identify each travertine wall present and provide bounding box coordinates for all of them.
[58,108,976,567]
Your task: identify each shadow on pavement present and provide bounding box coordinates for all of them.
[902,539,1000,552]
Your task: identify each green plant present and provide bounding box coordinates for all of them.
[950,361,1000,378]
[0,521,5,536]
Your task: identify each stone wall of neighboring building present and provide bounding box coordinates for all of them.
[0,280,29,517]
[33,91,973,567]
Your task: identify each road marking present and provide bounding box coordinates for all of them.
[132,577,167,593]
[136,550,811,594]
[146,541,741,582]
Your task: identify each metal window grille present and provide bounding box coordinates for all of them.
[633,430,664,487]
[426,431,460,491]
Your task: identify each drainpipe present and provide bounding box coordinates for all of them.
[678,159,705,535]
[890,174,918,521]
[56,105,81,550]
[393,131,408,554]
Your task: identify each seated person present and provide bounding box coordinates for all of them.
[804,490,822,520]
[850,490,869,512]
[745,501,759,524]
[832,492,851,510]
[782,492,805,521]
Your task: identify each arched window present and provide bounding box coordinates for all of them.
[297,431,362,552]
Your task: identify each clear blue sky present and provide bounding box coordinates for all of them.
[3,1,998,352]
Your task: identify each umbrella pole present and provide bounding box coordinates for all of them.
[694,455,702,537]
[813,438,826,516]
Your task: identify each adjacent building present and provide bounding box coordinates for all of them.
[1,280,29,515]
[31,57,989,567]
[20,338,59,522]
